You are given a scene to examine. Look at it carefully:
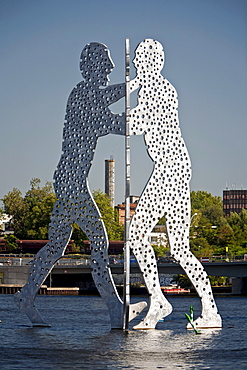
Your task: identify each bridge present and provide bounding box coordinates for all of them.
[0,261,246,295]
[51,261,247,278]
[49,261,247,295]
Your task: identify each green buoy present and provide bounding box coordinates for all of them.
[185,305,200,334]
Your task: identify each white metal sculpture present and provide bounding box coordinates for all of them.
[129,39,222,329]
[13,42,146,328]
[14,39,222,331]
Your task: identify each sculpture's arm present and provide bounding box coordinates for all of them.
[103,83,125,106]
[129,77,146,135]
[108,112,126,136]
[129,77,139,92]
[109,78,141,136]
[102,83,126,136]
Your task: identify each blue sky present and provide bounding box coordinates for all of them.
[0,0,246,205]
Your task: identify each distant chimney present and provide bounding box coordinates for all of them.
[105,159,115,207]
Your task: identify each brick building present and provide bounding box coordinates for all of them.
[115,202,138,224]
[115,196,139,224]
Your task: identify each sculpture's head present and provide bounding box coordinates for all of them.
[133,39,164,76]
[80,42,114,86]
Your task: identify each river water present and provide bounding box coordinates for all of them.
[0,294,246,369]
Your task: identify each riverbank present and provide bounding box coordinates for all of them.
[0,284,80,295]
[0,283,234,296]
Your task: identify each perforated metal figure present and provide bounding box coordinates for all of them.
[14,42,146,328]
[129,39,222,329]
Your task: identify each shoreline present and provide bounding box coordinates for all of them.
[0,284,242,297]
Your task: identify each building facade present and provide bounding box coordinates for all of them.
[115,201,138,225]
[223,189,247,216]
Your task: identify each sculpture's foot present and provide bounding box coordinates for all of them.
[14,291,50,327]
[133,298,172,330]
[110,301,147,329]
[186,313,222,330]
[129,301,148,322]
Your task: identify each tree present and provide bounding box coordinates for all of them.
[213,225,234,255]
[92,190,124,240]
[2,182,124,244]
[24,178,56,239]
[226,209,247,257]
[70,190,124,249]
[191,191,227,226]
[152,244,169,258]
[2,178,56,239]
[189,191,237,258]
[71,222,87,249]
[3,181,246,259]
[190,236,213,258]
[172,274,192,288]
[2,188,26,237]
[4,234,18,252]
[191,190,222,211]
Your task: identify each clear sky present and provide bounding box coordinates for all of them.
[0,0,246,206]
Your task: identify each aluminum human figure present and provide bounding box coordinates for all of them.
[129,39,222,329]
[14,42,146,328]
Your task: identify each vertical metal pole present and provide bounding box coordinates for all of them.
[123,38,130,331]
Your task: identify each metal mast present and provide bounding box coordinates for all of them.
[123,38,130,330]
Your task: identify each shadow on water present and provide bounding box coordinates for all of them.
[0,295,247,369]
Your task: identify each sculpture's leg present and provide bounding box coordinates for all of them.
[14,204,72,326]
[131,241,172,330]
[180,252,222,329]
[128,181,172,330]
[76,208,146,329]
[167,197,222,329]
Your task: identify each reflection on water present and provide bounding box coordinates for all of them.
[0,295,247,369]
[91,327,224,369]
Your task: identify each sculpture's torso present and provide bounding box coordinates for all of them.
[131,76,191,182]
[54,81,116,196]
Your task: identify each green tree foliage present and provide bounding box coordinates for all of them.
[4,234,18,252]
[208,275,228,286]
[190,191,226,258]
[2,182,247,260]
[24,178,56,239]
[69,190,125,248]
[173,274,228,288]
[150,190,247,260]
[191,190,226,226]
[172,274,192,288]
[2,188,27,237]
[71,222,87,249]
[226,209,247,257]
[2,188,23,215]
[213,225,234,255]
[152,244,169,258]
[191,190,222,211]
[2,178,56,239]
[2,182,124,244]
[189,236,213,259]
[190,191,247,259]
[92,190,124,241]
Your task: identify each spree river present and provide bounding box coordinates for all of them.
[0,294,246,369]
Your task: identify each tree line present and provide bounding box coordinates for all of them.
[1,179,247,259]
[1,178,123,252]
